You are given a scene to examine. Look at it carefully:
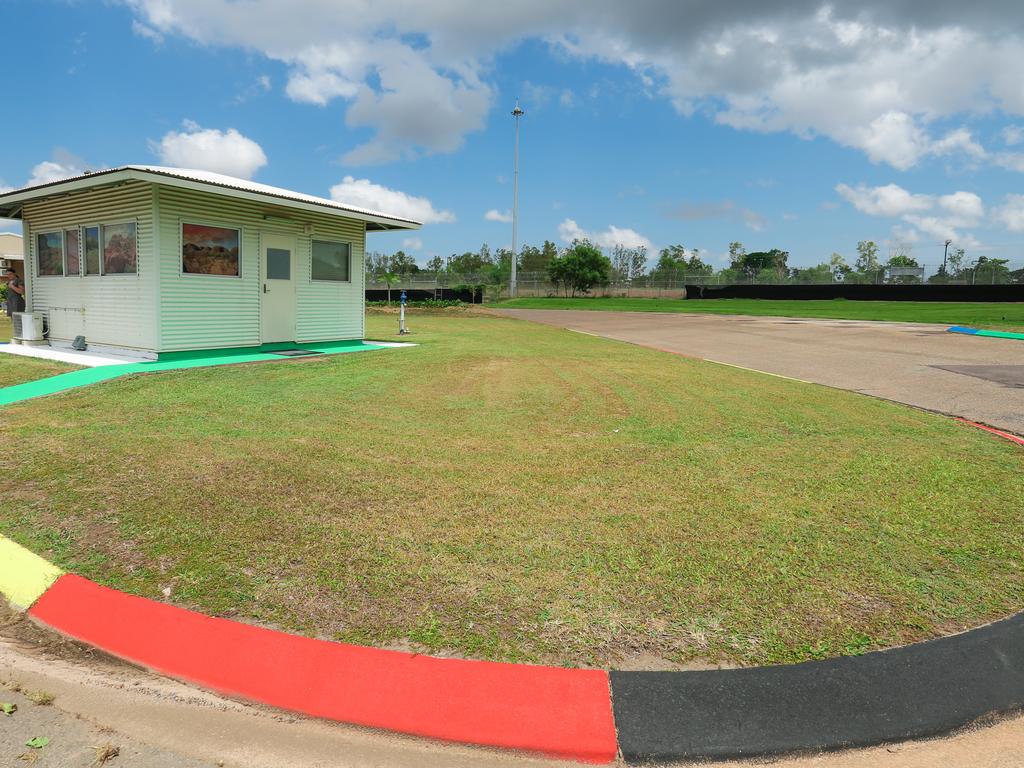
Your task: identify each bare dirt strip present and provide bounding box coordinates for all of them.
[496,310,1024,435]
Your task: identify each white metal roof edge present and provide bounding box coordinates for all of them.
[0,167,422,231]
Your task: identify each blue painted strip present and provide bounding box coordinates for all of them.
[947,326,980,335]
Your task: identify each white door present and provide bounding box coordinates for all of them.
[261,233,296,343]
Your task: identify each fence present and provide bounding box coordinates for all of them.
[367,262,1024,300]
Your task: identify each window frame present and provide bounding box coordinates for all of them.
[82,224,101,276]
[99,219,139,276]
[179,219,244,279]
[35,230,65,278]
[310,238,353,283]
[64,227,82,277]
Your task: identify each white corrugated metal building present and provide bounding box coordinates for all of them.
[0,166,420,357]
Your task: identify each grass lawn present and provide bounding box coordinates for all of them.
[0,316,79,387]
[1,311,1021,668]
[496,297,1024,331]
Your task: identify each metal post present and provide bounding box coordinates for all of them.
[511,100,524,299]
[943,239,952,276]
[399,289,409,335]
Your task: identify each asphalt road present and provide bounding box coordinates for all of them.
[497,310,1024,435]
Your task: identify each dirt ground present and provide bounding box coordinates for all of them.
[496,310,1024,435]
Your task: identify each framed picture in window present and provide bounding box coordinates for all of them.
[182,223,241,276]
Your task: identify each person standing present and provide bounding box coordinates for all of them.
[4,267,25,316]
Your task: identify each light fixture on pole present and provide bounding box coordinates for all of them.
[510,99,524,299]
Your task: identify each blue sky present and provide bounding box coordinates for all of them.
[2,0,1023,269]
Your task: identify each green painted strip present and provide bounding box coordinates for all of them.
[0,534,63,610]
[974,329,1024,340]
[0,341,387,407]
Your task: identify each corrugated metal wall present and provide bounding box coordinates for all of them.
[23,180,157,350]
[156,184,366,351]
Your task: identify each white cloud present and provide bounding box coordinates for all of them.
[1003,126,1024,146]
[131,19,163,42]
[124,2,1024,169]
[835,183,933,217]
[838,182,990,244]
[993,152,1024,172]
[931,128,986,160]
[853,112,931,171]
[152,120,267,179]
[402,237,423,250]
[27,160,86,186]
[484,208,512,223]
[937,191,984,227]
[994,195,1024,232]
[557,218,653,250]
[330,176,454,223]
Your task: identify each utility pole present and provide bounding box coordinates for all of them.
[942,239,952,275]
[510,99,524,299]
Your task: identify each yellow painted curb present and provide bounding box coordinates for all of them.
[0,535,63,610]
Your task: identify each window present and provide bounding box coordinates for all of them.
[182,223,240,276]
[65,229,81,276]
[266,247,291,279]
[311,239,350,282]
[83,226,100,275]
[102,222,137,274]
[36,232,64,276]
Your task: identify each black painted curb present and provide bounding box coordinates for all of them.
[611,610,1024,763]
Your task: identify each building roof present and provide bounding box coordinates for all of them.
[0,165,421,232]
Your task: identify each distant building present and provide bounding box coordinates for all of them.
[0,232,24,281]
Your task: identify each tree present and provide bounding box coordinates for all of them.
[728,241,746,267]
[734,249,789,280]
[547,240,612,296]
[829,252,852,281]
[970,256,1011,284]
[447,250,488,275]
[948,248,966,276]
[611,244,648,281]
[650,244,687,282]
[885,252,921,284]
[855,240,880,275]
[683,249,713,275]
[790,262,833,283]
[425,255,445,274]
[389,250,419,277]
[381,271,400,304]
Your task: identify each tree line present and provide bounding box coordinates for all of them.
[366,238,1023,296]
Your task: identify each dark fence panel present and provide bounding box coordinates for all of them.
[366,287,481,303]
[684,284,1024,302]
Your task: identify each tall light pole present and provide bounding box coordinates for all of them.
[510,99,524,298]
[942,238,952,275]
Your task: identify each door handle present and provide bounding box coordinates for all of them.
[263,283,268,293]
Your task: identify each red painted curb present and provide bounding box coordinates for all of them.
[956,418,1024,447]
[30,575,618,763]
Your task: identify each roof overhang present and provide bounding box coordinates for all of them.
[0,167,421,232]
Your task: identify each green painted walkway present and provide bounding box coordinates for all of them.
[0,340,386,407]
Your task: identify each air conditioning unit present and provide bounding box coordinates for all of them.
[0,259,11,269]
[12,312,46,346]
